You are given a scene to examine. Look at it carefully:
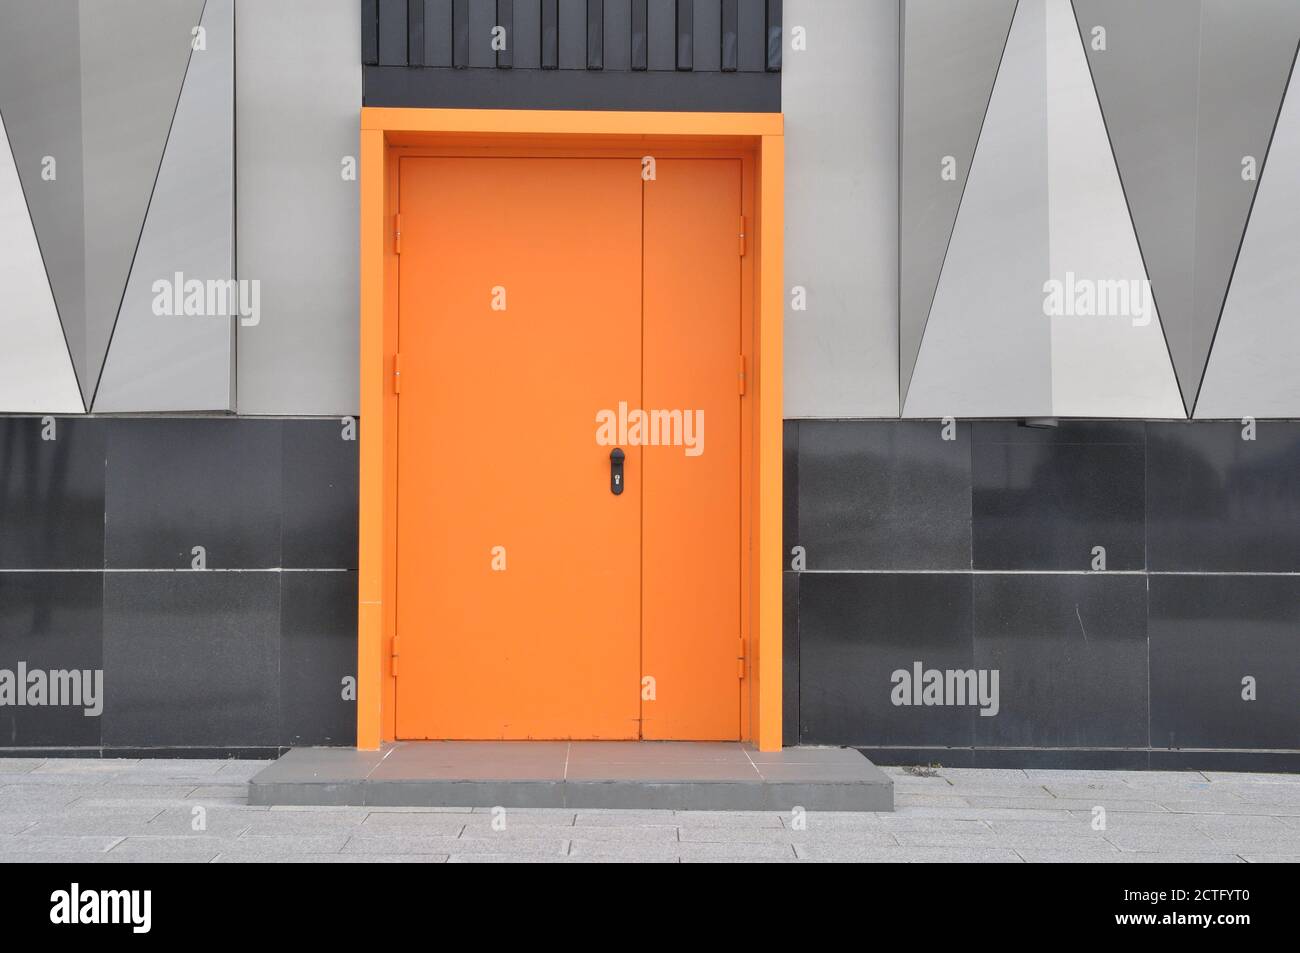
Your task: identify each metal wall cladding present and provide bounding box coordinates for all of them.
[235,0,362,416]
[363,0,780,110]
[783,0,899,417]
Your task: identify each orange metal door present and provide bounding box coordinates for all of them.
[394,154,743,741]
[395,157,643,739]
[642,159,744,740]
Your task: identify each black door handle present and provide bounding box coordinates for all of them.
[610,447,625,495]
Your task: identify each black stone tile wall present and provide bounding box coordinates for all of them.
[0,417,358,755]
[785,419,1300,770]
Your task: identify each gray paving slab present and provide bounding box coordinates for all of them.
[1016,849,1244,863]
[895,793,975,808]
[1102,832,1225,852]
[452,814,581,832]
[0,760,44,773]
[795,845,1025,863]
[961,796,1172,813]
[18,811,168,836]
[568,841,797,862]
[238,812,386,835]
[673,811,790,828]
[1159,799,1300,817]
[359,810,572,830]
[1240,854,1300,863]
[66,785,203,801]
[214,852,447,863]
[445,854,594,863]
[0,835,121,855]
[571,811,680,827]
[107,833,348,855]
[0,851,222,864]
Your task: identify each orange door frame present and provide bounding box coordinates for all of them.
[358,107,785,752]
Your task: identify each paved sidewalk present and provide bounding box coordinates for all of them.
[0,758,1296,862]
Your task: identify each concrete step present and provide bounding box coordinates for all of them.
[248,742,894,812]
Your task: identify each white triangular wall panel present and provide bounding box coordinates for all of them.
[0,110,84,413]
[93,0,234,412]
[902,0,1053,418]
[1044,0,1185,418]
[1196,56,1300,419]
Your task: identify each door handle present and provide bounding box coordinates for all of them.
[609,447,625,495]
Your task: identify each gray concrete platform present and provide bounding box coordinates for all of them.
[247,742,895,812]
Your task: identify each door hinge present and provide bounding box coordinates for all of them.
[737,639,746,679]
[738,354,747,396]
[391,634,400,678]
[394,213,402,255]
[393,352,402,394]
[739,215,747,257]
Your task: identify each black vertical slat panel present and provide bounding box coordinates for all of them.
[559,0,585,68]
[408,0,425,65]
[676,0,693,70]
[378,0,409,66]
[453,0,470,67]
[738,0,763,71]
[425,0,453,66]
[469,0,498,66]
[765,0,781,70]
[604,0,631,71]
[513,0,542,69]
[605,0,631,69]
[647,0,675,70]
[631,0,647,70]
[541,0,559,69]
[498,0,514,68]
[693,0,720,71]
[720,0,738,72]
[587,0,603,69]
[362,0,380,64]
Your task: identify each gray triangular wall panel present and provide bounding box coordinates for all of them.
[1074,0,1300,414]
[1045,0,1184,418]
[1196,50,1300,419]
[79,0,206,406]
[899,0,1017,408]
[903,0,1054,418]
[0,109,84,413]
[0,0,88,404]
[93,0,234,412]
[1190,0,1300,411]
[1074,0,1201,414]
